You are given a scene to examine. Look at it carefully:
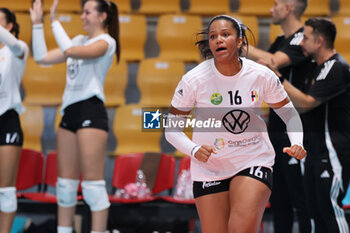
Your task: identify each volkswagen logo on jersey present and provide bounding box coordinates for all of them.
[222,110,250,134]
[68,60,79,80]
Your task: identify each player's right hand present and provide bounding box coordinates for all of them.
[283,144,307,160]
[50,0,59,22]
[194,145,216,163]
[30,0,43,24]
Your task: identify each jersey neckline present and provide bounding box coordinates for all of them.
[210,57,246,81]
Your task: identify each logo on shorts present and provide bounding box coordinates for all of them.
[222,110,250,134]
[68,59,79,80]
[5,133,19,144]
[143,109,161,129]
[202,181,221,189]
[210,93,223,105]
[82,120,91,127]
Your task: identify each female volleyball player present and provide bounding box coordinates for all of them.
[30,0,119,232]
[0,7,28,233]
[165,15,306,233]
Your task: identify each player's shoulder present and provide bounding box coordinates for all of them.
[313,54,350,82]
[94,33,116,50]
[242,57,275,76]
[96,33,115,43]
[72,34,115,48]
[241,58,281,87]
[72,35,87,44]
[333,53,350,70]
[322,53,350,76]
[182,59,213,84]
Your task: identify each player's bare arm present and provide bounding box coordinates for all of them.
[283,79,321,113]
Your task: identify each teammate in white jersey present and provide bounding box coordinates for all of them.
[0,7,28,233]
[30,0,120,232]
[165,15,306,233]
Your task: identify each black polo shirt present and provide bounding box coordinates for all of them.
[303,53,350,165]
[267,27,313,133]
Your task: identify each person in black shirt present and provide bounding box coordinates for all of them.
[244,0,311,232]
[283,17,350,233]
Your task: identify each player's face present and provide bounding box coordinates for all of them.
[0,12,8,29]
[81,1,106,33]
[208,19,242,63]
[270,0,289,25]
[0,11,13,34]
[301,26,318,58]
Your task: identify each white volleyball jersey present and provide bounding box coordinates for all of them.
[171,58,288,181]
[61,34,116,114]
[0,40,28,116]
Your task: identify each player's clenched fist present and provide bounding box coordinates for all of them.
[283,144,306,160]
[194,145,216,163]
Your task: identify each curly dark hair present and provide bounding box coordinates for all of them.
[195,15,254,59]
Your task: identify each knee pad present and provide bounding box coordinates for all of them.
[56,177,79,207]
[0,187,17,213]
[57,226,73,233]
[82,180,110,212]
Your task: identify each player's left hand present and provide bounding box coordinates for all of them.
[50,0,59,22]
[283,144,306,160]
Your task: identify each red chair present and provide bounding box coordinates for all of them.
[23,152,83,203]
[109,153,175,203]
[16,149,44,197]
[178,156,191,173]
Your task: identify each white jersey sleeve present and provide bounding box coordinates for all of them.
[263,70,288,104]
[171,77,196,111]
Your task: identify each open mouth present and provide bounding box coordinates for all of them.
[216,47,227,52]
